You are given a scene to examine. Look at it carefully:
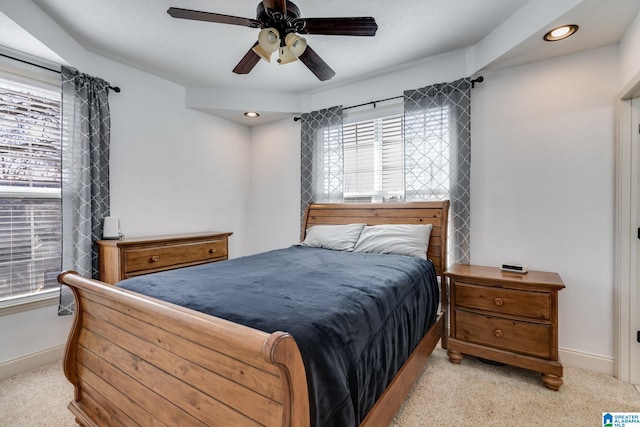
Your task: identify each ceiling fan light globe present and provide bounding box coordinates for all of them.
[252,45,273,62]
[257,28,280,52]
[278,46,297,65]
[285,33,307,58]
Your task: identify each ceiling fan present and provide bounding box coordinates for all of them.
[167,0,378,81]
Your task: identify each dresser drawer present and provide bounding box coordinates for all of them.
[454,309,552,359]
[454,281,551,320]
[124,239,227,275]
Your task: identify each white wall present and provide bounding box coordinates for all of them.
[247,51,470,255]
[249,44,623,367]
[0,0,254,256]
[1,52,252,375]
[0,304,72,375]
[307,51,468,112]
[620,11,640,90]
[247,118,301,254]
[471,46,618,358]
[90,52,253,257]
[4,0,640,377]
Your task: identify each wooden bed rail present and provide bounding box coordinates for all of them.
[58,270,310,427]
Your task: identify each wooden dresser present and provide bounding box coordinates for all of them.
[445,263,565,390]
[96,231,232,284]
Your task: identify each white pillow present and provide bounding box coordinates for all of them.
[353,224,433,259]
[302,224,366,251]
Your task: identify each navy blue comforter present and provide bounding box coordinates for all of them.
[119,245,439,427]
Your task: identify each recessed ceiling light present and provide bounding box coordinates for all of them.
[543,25,578,42]
[244,112,260,118]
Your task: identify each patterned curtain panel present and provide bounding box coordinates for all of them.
[404,77,471,264]
[300,106,343,226]
[58,66,111,315]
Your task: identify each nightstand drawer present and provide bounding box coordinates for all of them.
[455,309,552,359]
[454,281,551,320]
[124,239,227,274]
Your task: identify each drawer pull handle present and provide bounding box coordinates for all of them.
[209,248,217,254]
[151,256,160,262]
[494,297,504,306]
[494,329,503,338]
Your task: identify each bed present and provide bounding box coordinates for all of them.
[58,201,450,427]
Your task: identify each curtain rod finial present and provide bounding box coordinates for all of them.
[471,76,484,88]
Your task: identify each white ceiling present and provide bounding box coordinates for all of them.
[1,0,639,125]
[30,0,532,93]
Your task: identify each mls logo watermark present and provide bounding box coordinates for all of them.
[603,412,640,427]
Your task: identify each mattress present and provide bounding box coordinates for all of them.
[119,245,439,427]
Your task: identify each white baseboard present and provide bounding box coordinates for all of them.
[0,345,65,381]
[559,347,615,376]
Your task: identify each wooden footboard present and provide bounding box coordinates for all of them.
[59,271,310,427]
[59,271,444,427]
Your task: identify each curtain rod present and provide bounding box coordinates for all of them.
[0,52,121,93]
[342,95,403,111]
[293,95,401,121]
[293,76,483,121]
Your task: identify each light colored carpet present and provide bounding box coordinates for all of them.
[1,347,639,426]
[1,361,75,427]
[391,348,640,426]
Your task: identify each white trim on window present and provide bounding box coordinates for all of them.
[0,186,61,198]
[0,289,59,316]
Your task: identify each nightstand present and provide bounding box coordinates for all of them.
[445,263,565,390]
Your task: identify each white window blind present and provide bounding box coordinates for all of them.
[343,113,404,203]
[0,75,62,302]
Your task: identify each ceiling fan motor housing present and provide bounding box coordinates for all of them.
[256,0,305,40]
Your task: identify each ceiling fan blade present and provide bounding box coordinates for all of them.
[298,45,335,81]
[233,42,261,75]
[262,0,286,14]
[167,7,261,28]
[299,17,378,36]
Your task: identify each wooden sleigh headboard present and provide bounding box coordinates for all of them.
[302,201,450,281]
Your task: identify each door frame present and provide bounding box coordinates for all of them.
[615,71,640,383]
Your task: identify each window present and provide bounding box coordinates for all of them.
[305,79,470,263]
[0,74,62,303]
[336,102,452,204]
